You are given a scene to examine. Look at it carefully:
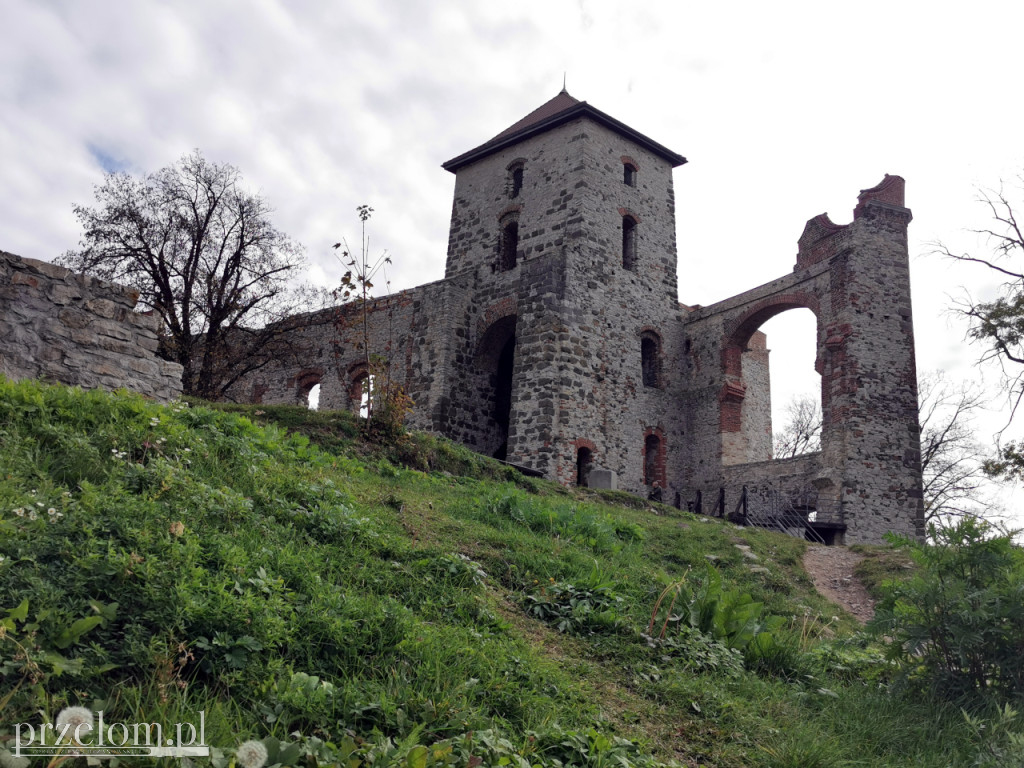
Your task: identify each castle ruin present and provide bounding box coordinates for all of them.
[234,90,925,545]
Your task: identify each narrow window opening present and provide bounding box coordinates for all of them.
[511,166,524,198]
[641,333,661,388]
[500,220,519,272]
[623,163,636,187]
[622,216,637,270]
[644,434,661,487]
[576,447,593,487]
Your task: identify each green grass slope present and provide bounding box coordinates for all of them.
[0,379,988,767]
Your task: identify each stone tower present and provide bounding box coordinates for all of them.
[439,90,688,485]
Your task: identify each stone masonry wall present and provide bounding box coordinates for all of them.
[0,250,183,401]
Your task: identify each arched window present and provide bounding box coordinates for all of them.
[499,218,519,272]
[576,447,593,487]
[507,161,525,199]
[349,370,373,418]
[623,162,637,187]
[641,331,661,388]
[295,370,323,409]
[622,216,637,270]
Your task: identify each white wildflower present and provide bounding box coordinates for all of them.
[14,508,24,517]
[235,740,268,768]
[54,707,94,743]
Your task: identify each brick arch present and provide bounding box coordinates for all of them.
[346,363,370,411]
[722,292,822,377]
[293,368,324,401]
[474,314,518,371]
[718,292,826,461]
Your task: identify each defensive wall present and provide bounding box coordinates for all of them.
[0,249,182,402]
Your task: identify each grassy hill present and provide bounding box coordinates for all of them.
[0,379,993,767]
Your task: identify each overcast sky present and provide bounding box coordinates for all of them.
[3,0,1023,517]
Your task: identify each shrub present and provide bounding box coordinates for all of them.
[648,564,785,655]
[868,518,1024,703]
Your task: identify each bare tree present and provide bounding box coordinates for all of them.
[772,393,821,459]
[773,375,1002,525]
[918,371,994,525]
[60,150,326,400]
[933,174,1024,481]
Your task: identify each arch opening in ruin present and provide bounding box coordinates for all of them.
[473,315,518,460]
[758,307,821,460]
[720,295,823,468]
[295,369,324,410]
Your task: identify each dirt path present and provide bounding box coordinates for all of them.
[802,545,876,624]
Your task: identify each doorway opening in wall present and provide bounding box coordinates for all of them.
[576,447,593,486]
[493,336,515,460]
[757,308,821,460]
[475,315,518,461]
[644,434,661,486]
[307,383,321,410]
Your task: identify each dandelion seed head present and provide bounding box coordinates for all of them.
[236,740,268,768]
[55,707,94,741]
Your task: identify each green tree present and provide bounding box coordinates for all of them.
[60,150,325,400]
[869,518,1024,703]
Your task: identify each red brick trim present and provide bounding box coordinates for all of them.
[498,204,523,220]
[477,297,519,337]
[572,437,597,453]
[718,381,746,432]
[289,367,324,389]
[620,155,638,169]
[617,206,641,223]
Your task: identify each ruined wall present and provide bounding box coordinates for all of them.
[230,280,458,434]
[680,176,924,544]
[0,250,182,401]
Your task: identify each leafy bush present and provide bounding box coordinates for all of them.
[524,570,625,635]
[869,518,1024,703]
[649,564,785,656]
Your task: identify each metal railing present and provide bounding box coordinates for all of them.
[699,483,843,543]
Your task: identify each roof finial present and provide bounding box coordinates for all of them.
[561,72,567,94]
